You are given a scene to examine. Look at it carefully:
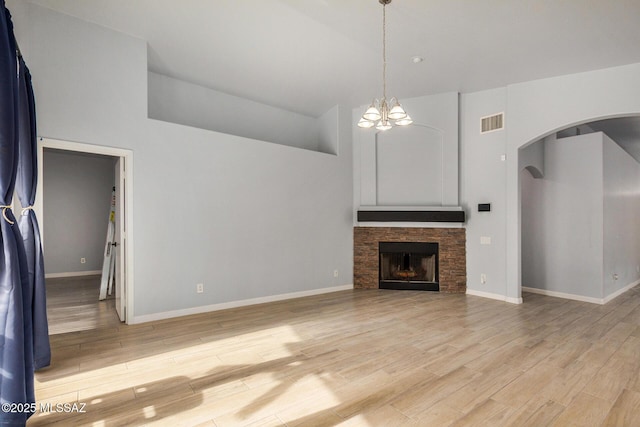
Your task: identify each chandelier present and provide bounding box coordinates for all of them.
[358,0,412,131]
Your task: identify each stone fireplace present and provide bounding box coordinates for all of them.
[354,227,466,293]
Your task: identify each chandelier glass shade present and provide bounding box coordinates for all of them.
[358,0,412,131]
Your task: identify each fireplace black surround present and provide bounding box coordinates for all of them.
[379,242,439,291]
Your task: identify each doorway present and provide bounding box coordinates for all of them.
[36,138,134,323]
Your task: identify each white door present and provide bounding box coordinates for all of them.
[114,158,126,322]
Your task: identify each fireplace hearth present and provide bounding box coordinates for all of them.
[379,242,439,291]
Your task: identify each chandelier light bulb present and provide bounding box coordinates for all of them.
[358,117,375,128]
[363,103,382,121]
[388,99,407,120]
[395,115,413,126]
[376,120,393,131]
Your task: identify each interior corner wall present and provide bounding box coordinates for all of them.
[460,87,508,298]
[148,71,322,152]
[17,3,354,320]
[317,105,339,155]
[520,133,604,299]
[603,133,640,297]
[43,150,115,275]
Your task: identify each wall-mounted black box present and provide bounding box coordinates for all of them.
[478,203,491,212]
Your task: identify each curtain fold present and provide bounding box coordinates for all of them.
[17,56,50,371]
[1,2,36,424]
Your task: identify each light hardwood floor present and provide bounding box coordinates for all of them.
[29,277,640,426]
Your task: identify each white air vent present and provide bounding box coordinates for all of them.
[480,112,504,134]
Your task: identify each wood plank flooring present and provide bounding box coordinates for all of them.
[45,275,121,335]
[29,277,640,426]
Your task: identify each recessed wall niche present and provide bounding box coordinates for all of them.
[376,125,443,205]
[354,91,460,207]
[147,71,338,155]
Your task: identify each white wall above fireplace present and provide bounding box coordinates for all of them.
[376,125,443,205]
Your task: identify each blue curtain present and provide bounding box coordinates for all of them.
[1,2,36,425]
[17,57,50,371]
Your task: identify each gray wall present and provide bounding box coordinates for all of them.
[148,71,336,153]
[376,125,443,206]
[460,87,508,297]
[43,150,115,275]
[10,0,640,308]
[521,133,604,299]
[603,133,640,296]
[14,2,353,321]
[505,64,640,301]
[519,139,544,178]
[521,132,640,300]
[462,65,640,302]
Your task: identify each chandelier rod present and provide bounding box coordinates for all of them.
[357,0,411,130]
[382,0,386,101]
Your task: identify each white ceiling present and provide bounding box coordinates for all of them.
[28,0,640,119]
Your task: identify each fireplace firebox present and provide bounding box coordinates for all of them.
[379,242,439,291]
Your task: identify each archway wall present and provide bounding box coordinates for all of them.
[519,140,544,179]
[463,62,640,303]
[505,62,640,301]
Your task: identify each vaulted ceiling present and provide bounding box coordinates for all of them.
[28,0,640,119]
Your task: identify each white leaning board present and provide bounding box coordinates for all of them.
[99,187,116,300]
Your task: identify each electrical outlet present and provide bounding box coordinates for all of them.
[480,273,487,284]
[333,270,339,277]
[196,283,204,293]
[80,257,86,264]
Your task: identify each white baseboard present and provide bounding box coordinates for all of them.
[131,284,354,325]
[505,295,524,304]
[522,279,639,305]
[466,288,523,304]
[603,279,640,304]
[45,270,101,279]
[522,287,603,304]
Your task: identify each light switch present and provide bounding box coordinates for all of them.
[480,236,491,245]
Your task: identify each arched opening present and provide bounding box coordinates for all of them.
[519,115,640,304]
